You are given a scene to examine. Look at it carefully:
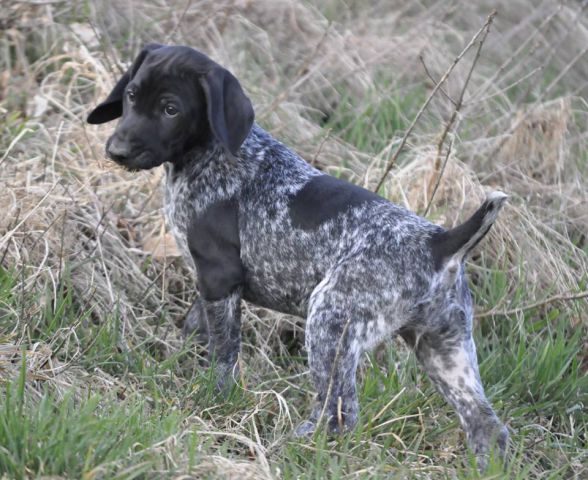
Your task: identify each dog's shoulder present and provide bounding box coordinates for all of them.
[187,197,243,301]
[288,174,386,230]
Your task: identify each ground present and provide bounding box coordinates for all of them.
[0,1,586,478]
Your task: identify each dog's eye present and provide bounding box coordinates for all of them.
[164,104,179,118]
[127,90,136,104]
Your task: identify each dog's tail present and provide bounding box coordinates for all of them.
[431,191,508,273]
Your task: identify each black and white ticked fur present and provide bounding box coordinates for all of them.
[88,44,509,470]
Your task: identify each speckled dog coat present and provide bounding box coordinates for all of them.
[87,44,509,470]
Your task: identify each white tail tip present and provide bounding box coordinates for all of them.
[487,191,508,202]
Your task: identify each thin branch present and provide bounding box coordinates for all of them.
[259,23,332,119]
[478,291,588,318]
[315,316,353,433]
[479,0,588,166]
[311,128,331,166]
[164,0,193,43]
[424,13,494,214]
[484,44,588,172]
[471,3,563,101]
[469,65,543,106]
[418,54,456,107]
[373,11,496,193]
[423,136,454,216]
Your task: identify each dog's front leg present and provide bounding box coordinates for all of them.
[186,199,244,391]
[201,288,242,391]
[181,298,209,343]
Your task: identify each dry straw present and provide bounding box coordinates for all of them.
[1,0,587,476]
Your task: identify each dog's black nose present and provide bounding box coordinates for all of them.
[106,138,130,163]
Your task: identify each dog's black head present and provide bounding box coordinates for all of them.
[87,44,255,170]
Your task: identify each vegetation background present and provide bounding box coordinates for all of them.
[0,0,587,478]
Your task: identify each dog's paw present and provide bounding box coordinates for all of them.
[478,425,510,472]
[181,299,209,344]
[212,360,240,394]
[293,420,316,437]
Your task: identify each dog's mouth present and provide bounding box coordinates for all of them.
[118,163,141,173]
[119,151,148,170]
[107,148,153,171]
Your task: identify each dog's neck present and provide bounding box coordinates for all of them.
[165,124,270,185]
[166,141,223,181]
[164,138,258,216]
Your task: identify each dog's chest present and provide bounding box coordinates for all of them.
[164,169,192,264]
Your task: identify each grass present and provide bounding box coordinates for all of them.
[1,0,587,478]
[0,264,586,478]
[0,387,181,479]
[321,83,427,156]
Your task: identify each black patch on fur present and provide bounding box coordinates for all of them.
[187,199,244,301]
[429,201,494,270]
[289,175,384,230]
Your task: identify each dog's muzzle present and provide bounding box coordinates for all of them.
[106,136,131,164]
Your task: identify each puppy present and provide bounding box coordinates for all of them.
[88,44,508,469]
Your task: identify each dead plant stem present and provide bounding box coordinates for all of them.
[373,11,496,193]
[478,290,588,318]
[423,13,494,215]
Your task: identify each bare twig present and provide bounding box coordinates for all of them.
[311,128,331,166]
[373,11,496,193]
[480,0,588,153]
[259,23,332,119]
[423,137,454,216]
[478,291,588,318]
[419,54,456,106]
[469,65,543,106]
[471,3,563,101]
[164,0,193,43]
[315,315,353,433]
[484,44,588,175]
[423,12,494,215]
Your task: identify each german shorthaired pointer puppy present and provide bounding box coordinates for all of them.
[88,44,509,470]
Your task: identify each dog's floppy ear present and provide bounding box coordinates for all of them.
[199,67,254,156]
[87,43,164,124]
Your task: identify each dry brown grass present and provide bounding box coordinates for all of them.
[1,0,587,478]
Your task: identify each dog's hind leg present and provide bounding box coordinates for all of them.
[295,284,363,436]
[410,327,508,471]
[295,254,401,437]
